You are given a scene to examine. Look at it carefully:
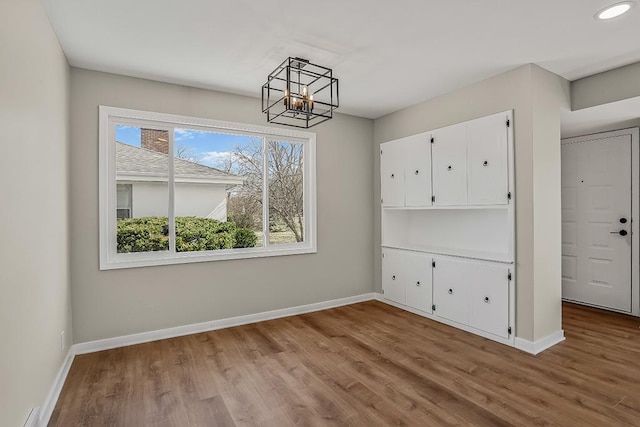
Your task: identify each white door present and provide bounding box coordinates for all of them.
[405,252,433,313]
[433,257,470,325]
[468,263,510,338]
[404,136,432,207]
[561,134,632,312]
[382,249,405,305]
[467,113,509,205]
[432,124,468,206]
[380,141,405,207]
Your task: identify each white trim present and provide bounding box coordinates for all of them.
[99,105,317,270]
[561,127,640,317]
[514,330,565,355]
[23,407,39,427]
[38,348,75,427]
[73,293,376,354]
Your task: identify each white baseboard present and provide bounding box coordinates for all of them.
[515,330,565,355]
[38,347,75,427]
[73,293,377,355]
[23,407,39,427]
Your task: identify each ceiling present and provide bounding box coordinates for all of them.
[42,0,640,119]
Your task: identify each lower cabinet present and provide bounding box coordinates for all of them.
[382,249,433,313]
[383,248,512,342]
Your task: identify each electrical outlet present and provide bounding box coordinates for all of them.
[60,330,65,351]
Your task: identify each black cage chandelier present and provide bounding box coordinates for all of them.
[262,57,339,129]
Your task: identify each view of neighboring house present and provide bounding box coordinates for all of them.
[116,129,244,221]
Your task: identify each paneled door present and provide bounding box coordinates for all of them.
[432,123,467,205]
[561,133,632,312]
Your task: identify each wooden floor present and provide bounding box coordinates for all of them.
[50,301,640,426]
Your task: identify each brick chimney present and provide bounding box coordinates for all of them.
[141,129,169,154]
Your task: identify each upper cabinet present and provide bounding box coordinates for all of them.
[381,110,511,209]
[467,113,509,205]
[381,134,432,208]
[380,140,405,207]
[432,123,468,205]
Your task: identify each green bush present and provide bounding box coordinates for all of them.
[233,227,258,248]
[117,216,258,253]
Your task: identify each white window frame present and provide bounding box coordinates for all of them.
[99,106,317,270]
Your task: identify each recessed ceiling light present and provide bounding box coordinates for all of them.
[595,2,633,20]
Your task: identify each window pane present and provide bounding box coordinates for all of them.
[268,140,304,245]
[115,125,169,253]
[173,128,262,252]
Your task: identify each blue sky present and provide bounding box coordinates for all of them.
[115,125,254,168]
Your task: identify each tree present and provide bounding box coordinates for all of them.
[218,138,304,242]
[175,142,201,162]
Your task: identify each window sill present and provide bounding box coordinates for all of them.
[100,244,317,270]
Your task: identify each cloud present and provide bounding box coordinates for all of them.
[175,128,199,142]
[200,151,237,167]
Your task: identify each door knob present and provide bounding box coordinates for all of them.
[391,173,395,178]
[483,161,488,166]
[447,165,452,171]
[620,218,628,224]
[415,170,419,175]
[416,281,421,287]
[610,230,628,236]
[484,297,490,303]
[392,275,396,280]
[448,288,453,294]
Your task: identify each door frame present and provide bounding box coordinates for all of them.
[561,127,640,317]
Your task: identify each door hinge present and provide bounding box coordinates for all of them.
[382,289,385,294]
[380,149,383,155]
[508,272,512,281]
[507,192,512,200]
[432,304,436,311]
[432,195,436,203]
[508,326,512,335]
[381,198,384,204]
[432,260,436,268]
[430,137,434,144]
[506,119,510,128]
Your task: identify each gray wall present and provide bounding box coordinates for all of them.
[70,69,374,343]
[0,0,72,425]
[572,61,640,111]
[373,64,570,342]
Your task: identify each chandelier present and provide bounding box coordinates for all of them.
[262,57,339,129]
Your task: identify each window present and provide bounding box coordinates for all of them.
[99,106,316,269]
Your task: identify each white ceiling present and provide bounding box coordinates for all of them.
[42,0,640,119]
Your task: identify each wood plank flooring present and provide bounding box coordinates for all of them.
[49,301,640,426]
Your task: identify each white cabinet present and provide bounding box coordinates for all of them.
[404,137,432,207]
[433,257,510,338]
[432,258,471,325]
[404,251,433,313]
[381,134,431,207]
[380,141,405,207]
[382,248,405,304]
[379,110,515,347]
[467,113,509,205]
[382,248,433,313]
[432,123,468,206]
[432,112,510,206]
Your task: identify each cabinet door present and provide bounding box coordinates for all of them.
[382,249,405,305]
[432,124,468,205]
[467,113,509,205]
[405,252,433,313]
[380,141,405,207]
[469,264,510,338]
[433,258,471,325]
[404,136,432,207]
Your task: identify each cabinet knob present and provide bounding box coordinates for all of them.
[392,275,396,280]
[620,217,628,224]
[391,173,395,178]
[484,297,490,303]
[415,170,419,175]
[483,161,488,166]
[416,281,421,287]
[448,288,453,294]
[447,166,452,171]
